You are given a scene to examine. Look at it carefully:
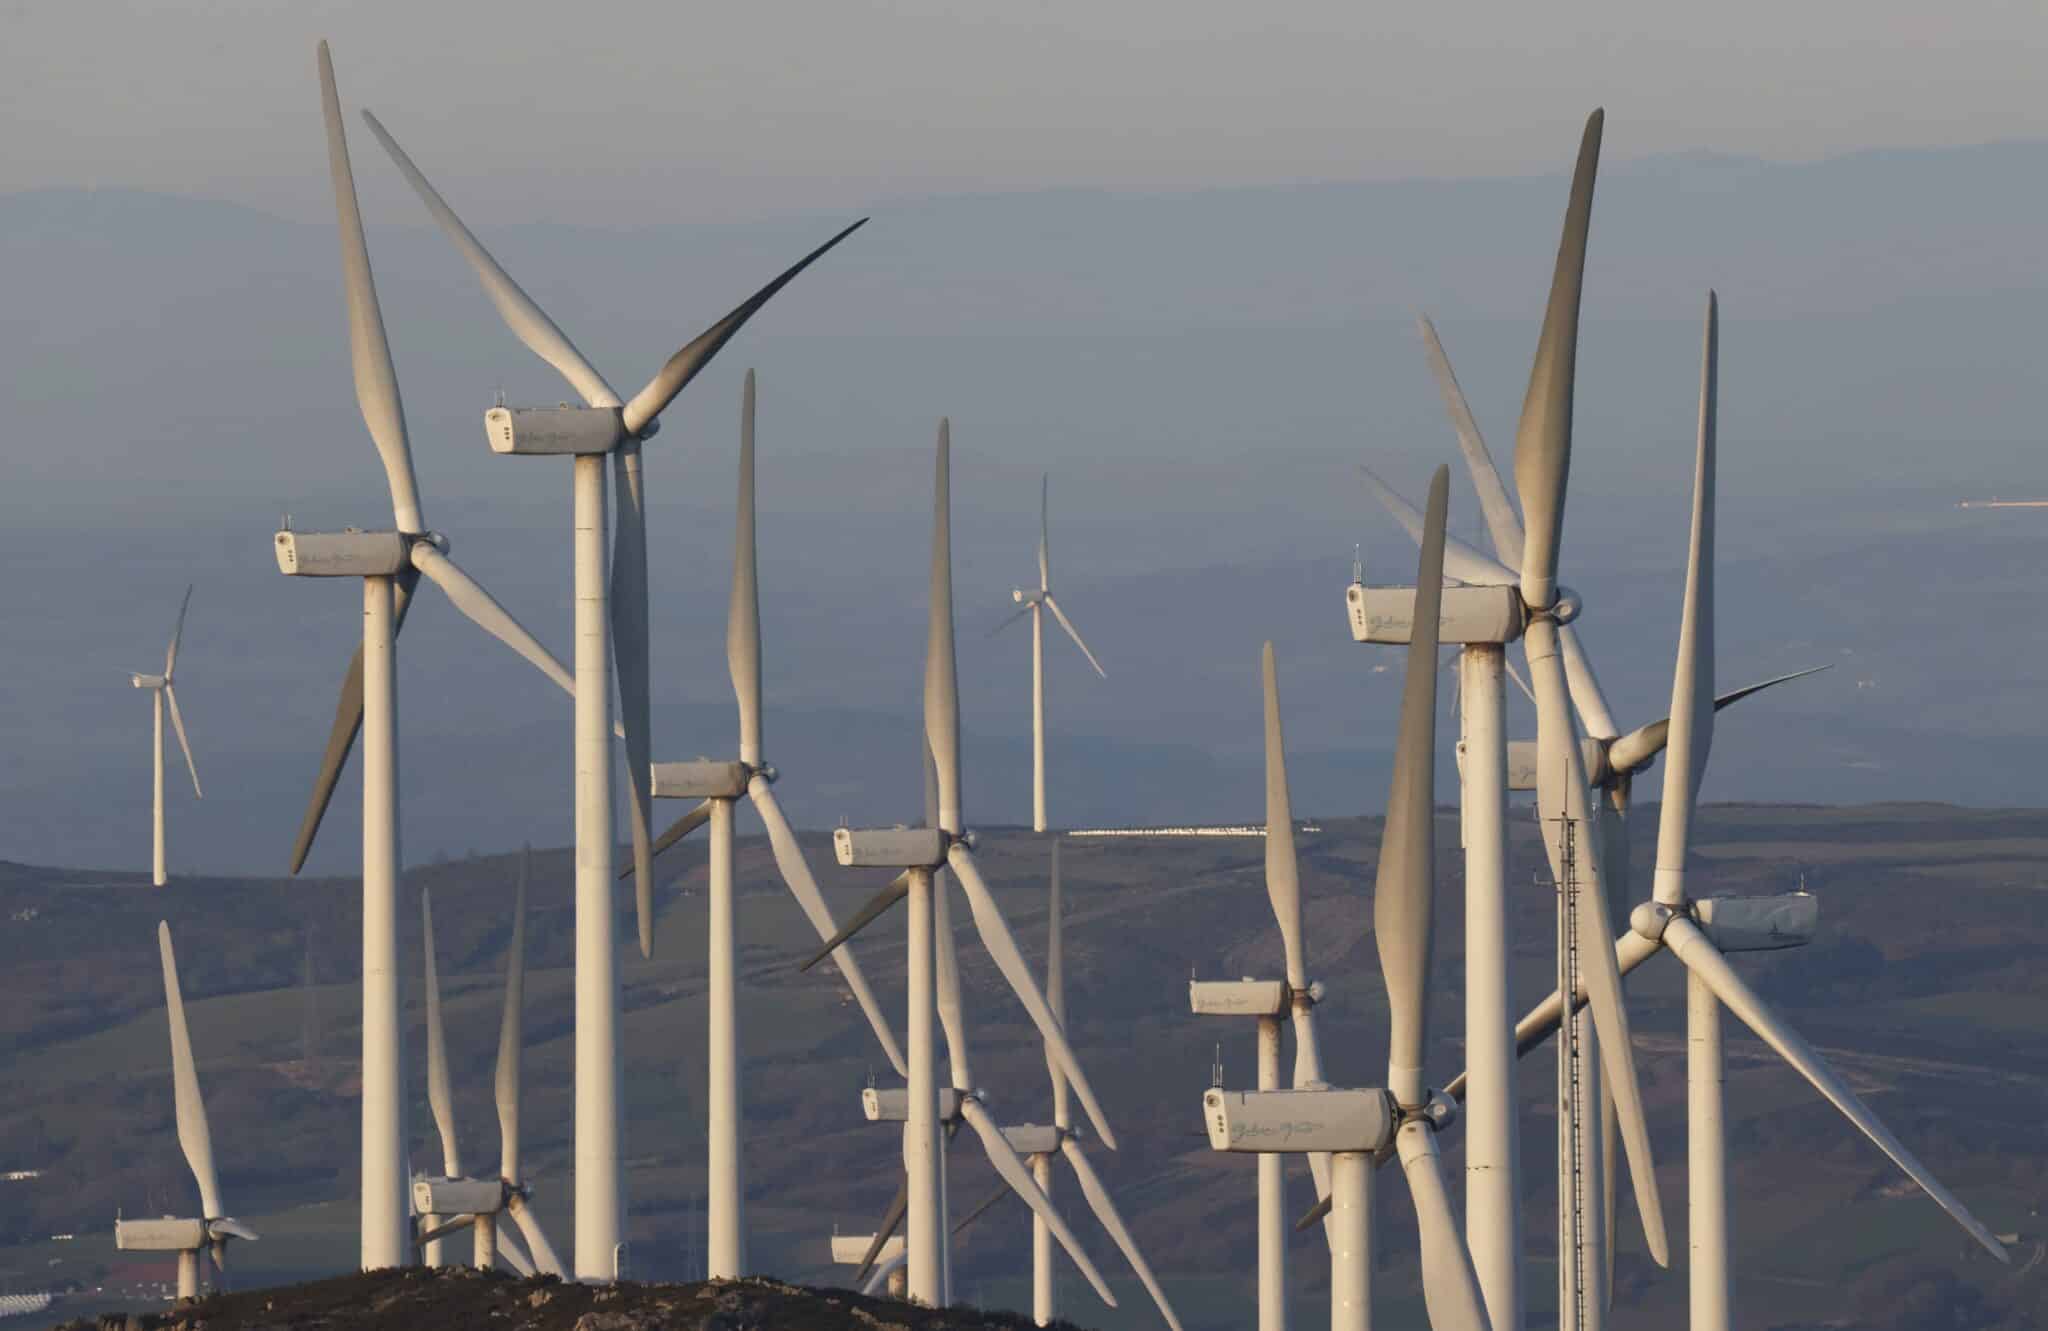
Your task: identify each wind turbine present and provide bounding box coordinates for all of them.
[637,370,908,1278]
[1017,840,1181,1330]
[993,477,1105,832]
[129,585,201,886]
[1335,112,1669,1331]
[1187,642,1341,1331]
[282,43,592,1271]
[411,857,565,1277]
[1463,295,2011,1327]
[116,923,258,1300]
[829,421,1123,1304]
[1207,468,1494,1331]
[1363,309,1823,1326]
[360,106,863,1282]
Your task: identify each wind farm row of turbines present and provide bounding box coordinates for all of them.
[103,41,2007,1331]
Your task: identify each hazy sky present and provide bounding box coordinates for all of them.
[5,1,2045,223]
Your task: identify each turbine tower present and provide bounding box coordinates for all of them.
[637,371,908,1278]
[361,109,862,1281]
[128,585,201,886]
[829,421,1122,1304]
[994,477,1105,832]
[284,44,591,1270]
[116,924,258,1299]
[1207,469,1495,1331]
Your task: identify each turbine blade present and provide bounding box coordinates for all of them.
[495,1227,535,1278]
[357,110,620,408]
[1417,314,1524,567]
[952,1180,1014,1237]
[1062,1139,1182,1331]
[1558,623,1620,741]
[635,798,715,873]
[1045,595,1106,678]
[1504,656,1536,705]
[959,1099,1118,1308]
[1360,464,1516,587]
[750,780,908,1077]
[496,847,528,1184]
[933,866,973,1090]
[1039,473,1051,591]
[1396,1123,1493,1331]
[854,1175,909,1284]
[410,544,577,698]
[1607,666,1832,777]
[1046,839,1070,1127]
[1261,643,1307,990]
[164,685,202,799]
[620,219,867,435]
[1512,109,1603,610]
[611,441,656,957]
[165,584,194,678]
[505,1191,565,1277]
[289,568,420,875]
[1663,917,2008,1263]
[158,922,223,1219]
[798,871,910,972]
[422,890,462,1177]
[1651,292,1718,911]
[1376,467,1449,1108]
[315,43,425,533]
[988,603,1035,638]
[1529,620,1670,1266]
[862,1251,907,1297]
[730,371,764,764]
[950,845,1118,1150]
[925,421,964,831]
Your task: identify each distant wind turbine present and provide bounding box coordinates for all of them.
[128,585,201,886]
[994,477,1105,832]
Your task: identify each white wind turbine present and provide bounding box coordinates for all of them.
[993,477,1105,832]
[412,856,566,1278]
[129,585,202,887]
[116,923,259,1300]
[1208,468,1495,1331]
[1363,311,1823,1324]
[361,108,863,1280]
[829,421,1124,1305]
[1187,641,1341,1331]
[1464,295,2010,1328]
[636,369,908,1279]
[1332,112,1670,1331]
[282,43,594,1271]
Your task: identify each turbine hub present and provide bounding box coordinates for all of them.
[1551,586,1583,624]
[1630,899,1677,940]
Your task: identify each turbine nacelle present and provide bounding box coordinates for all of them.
[1011,588,1045,605]
[832,825,958,869]
[1187,977,1319,1018]
[1201,1086,1397,1155]
[649,760,754,801]
[273,528,447,577]
[482,404,658,456]
[412,1175,510,1217]
[1633,892,1818,952]
[862,1085,965,1123]
[115,1217,210,1251]
[131,673,165,690]
[1345,582,1527,646]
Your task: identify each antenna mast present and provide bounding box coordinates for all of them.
[1552,810,1589,1331]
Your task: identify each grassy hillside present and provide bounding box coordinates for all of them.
[2,802,2044,1329]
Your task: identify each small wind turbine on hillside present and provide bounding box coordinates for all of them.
[1208,469,1494,1331]
[635,370,907,1279]
[128,585,201,887]
[826,422,1123,1305]
[412,860,564,1277]
[362,106,862,1279]
[993,478,1105,832]
[115,923,258,1300]
[281,44,590,1271]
